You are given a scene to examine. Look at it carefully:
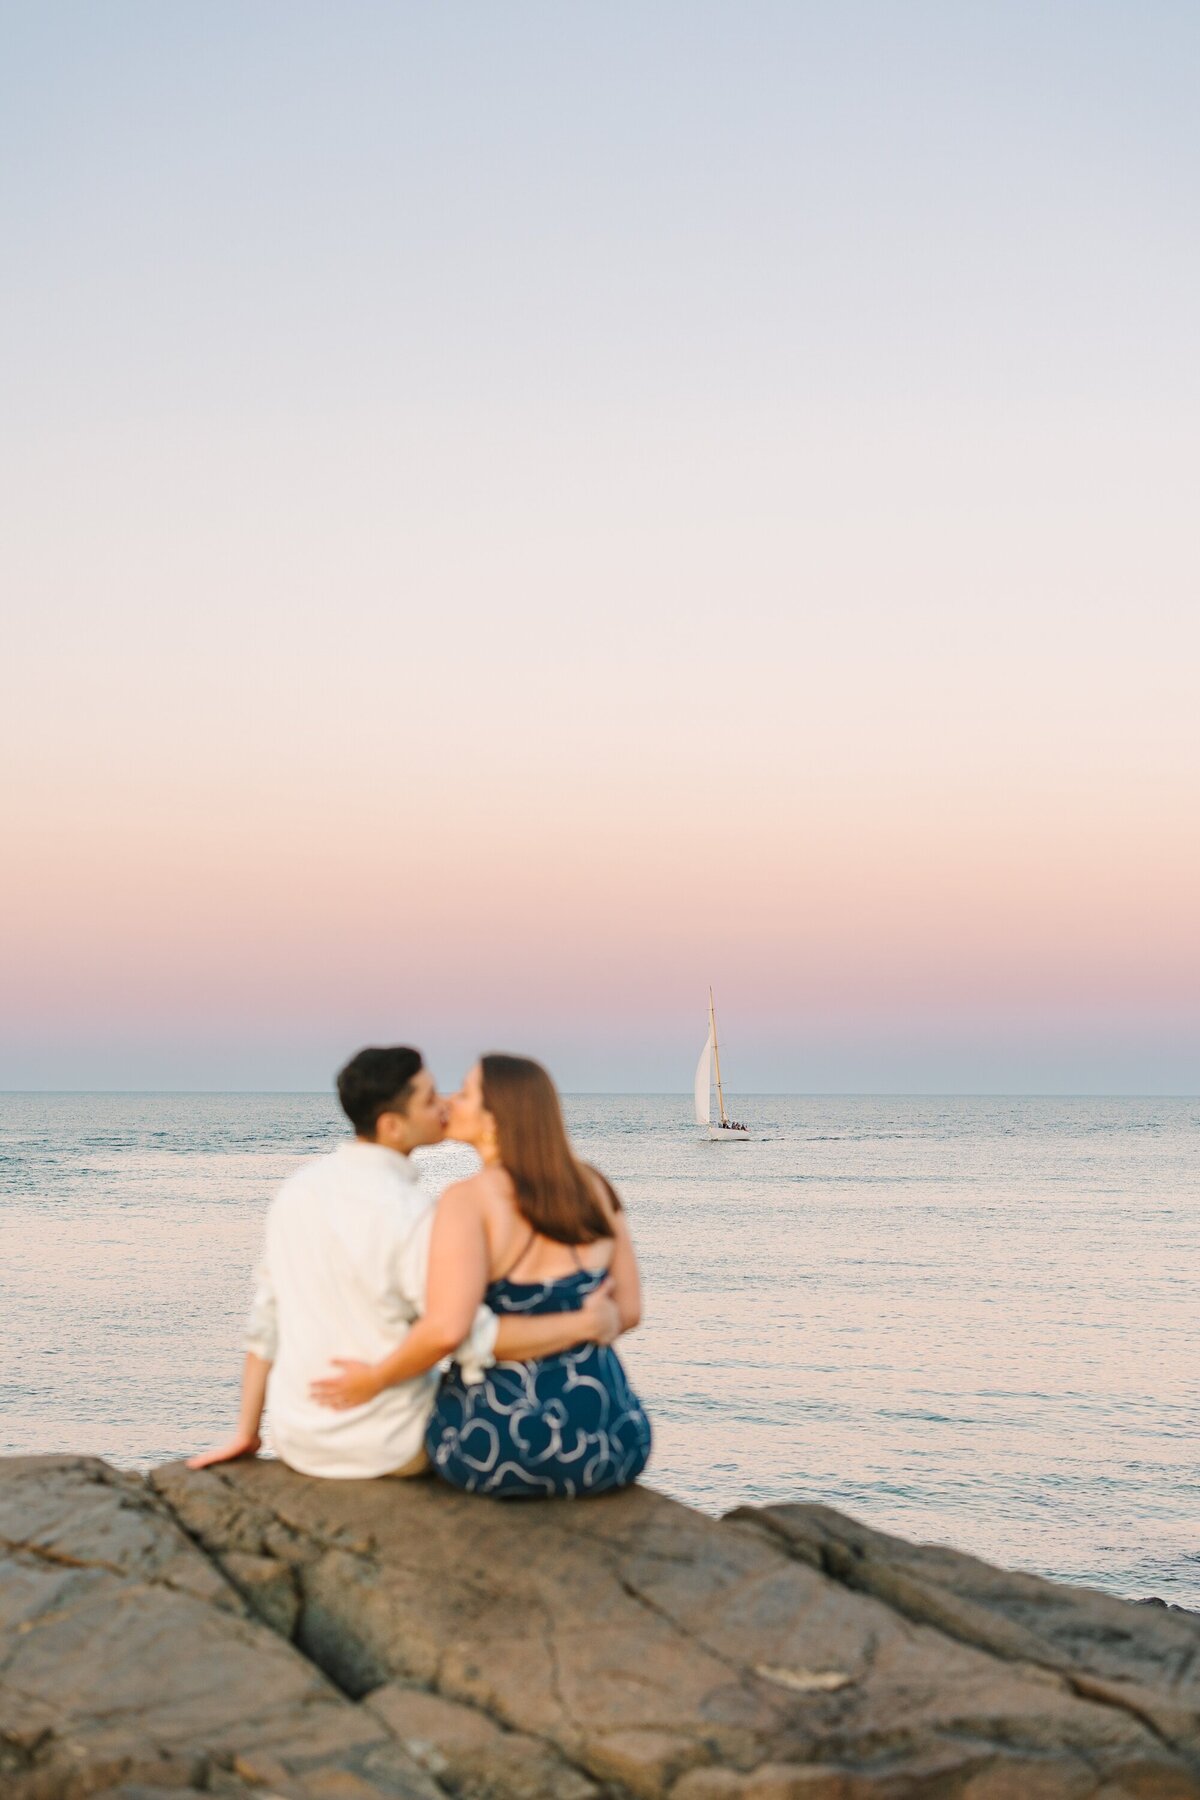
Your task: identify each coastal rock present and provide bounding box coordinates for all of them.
[729,1502,1200,1754]
[364,1683,601,1798]
[0,1456,441,1799]
[152,1457,1200,1797]
[4,1453,1200,1798]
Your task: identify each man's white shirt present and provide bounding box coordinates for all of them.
[243,1139,496,1478]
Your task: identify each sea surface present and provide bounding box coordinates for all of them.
[2,1093,1198,1604]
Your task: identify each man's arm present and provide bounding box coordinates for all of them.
[310,1184,621,1411]
[494,1291,618,1361]
[186,1351,270,1469]
[187,1228,278,1470]
[309,1282,619,1409]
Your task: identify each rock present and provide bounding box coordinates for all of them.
[221,1548,301,1636]
[6,1453,1200,1797]
[148,1456,1200,1797]
[0,1455,443,1799]
[728,1502,1200,1755]
[365,1682,600,1797]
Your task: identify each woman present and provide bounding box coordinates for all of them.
[312,1054,651,1498]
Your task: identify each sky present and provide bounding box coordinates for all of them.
[1,2,1197,1093]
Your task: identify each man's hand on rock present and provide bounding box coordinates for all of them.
[185,1433,262,1471]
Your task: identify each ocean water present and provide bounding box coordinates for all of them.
[2,1092,1198,1604]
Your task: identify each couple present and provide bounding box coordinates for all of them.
[189,1046,651,1498]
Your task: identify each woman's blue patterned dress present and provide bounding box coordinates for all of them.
[425,1264,652,1498]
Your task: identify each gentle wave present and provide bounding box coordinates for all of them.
[2,1091,1198,1604]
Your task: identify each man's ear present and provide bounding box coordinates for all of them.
[374,1110,408,1152]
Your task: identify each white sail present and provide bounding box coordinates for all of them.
[693,1031,712,1125]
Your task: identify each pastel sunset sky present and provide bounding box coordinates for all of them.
[2,3,1197,1092]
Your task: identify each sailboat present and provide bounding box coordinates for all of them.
[694,989,750,1140]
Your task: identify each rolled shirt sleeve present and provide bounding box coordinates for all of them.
[454,1303,499,1387]
[242,1237,279,1362]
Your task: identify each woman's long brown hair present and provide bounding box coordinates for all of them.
[481,1053,619,1244]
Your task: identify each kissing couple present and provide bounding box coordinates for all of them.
[189,1047,652,1498]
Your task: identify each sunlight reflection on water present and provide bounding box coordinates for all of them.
[2,1092,1197,1603]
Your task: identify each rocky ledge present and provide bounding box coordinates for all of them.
[4,1457,1200,1799]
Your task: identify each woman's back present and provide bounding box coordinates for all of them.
[426,1254,651,1497]
[426,1053,651,1498]
[474,1164,616,1288]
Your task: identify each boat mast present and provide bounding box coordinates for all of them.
[709,987,729,1125]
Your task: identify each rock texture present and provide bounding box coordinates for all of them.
[0,1456,442,1799]
[4,1454,1200,1799]
[731,1504,1200,1756]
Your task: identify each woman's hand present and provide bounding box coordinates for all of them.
[310,1359,383,1410]
[186,1433,262,1470]
[578,1276,621,1345]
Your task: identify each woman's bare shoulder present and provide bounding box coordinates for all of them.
[437,1170,494,1210]
[440,1167,512,1209]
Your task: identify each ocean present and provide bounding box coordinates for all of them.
[2,1092,1197,1604]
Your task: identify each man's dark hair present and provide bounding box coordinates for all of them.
[336,1046,424,1137]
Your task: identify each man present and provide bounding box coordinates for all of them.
[189,1046,618,1479]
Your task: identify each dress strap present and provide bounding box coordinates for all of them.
[495,1227,538,1283]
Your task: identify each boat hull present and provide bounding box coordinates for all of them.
[707,1126,751,1141]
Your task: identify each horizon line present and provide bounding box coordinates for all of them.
[0,1089,1196,1101]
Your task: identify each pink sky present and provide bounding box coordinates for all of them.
[2,6,1198,1089]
